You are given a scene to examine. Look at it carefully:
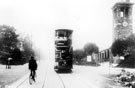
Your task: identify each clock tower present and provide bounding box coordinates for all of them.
[112,0,134,41]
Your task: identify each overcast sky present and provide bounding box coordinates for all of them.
[0,0,135,57]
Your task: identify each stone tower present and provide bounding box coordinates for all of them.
[112,0,134,41]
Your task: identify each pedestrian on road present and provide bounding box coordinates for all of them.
[6,57,12,69]
[28,56,38,82]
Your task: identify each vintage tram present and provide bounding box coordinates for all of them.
[54,29,73,70]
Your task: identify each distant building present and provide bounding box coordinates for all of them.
[98,49,112,62]
[86,53,99,63]
[112,0,134,41]
[92,53,99,63]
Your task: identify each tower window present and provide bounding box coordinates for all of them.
[120,7,124,17]
[120,12,124,17]
[125,7,129,17]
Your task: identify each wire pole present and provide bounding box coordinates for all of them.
[109,59,110,75]
[109,49,112,76]
[31,33,32,50]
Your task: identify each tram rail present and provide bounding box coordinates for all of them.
[56,73,66,88]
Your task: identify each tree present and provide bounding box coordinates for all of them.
[0,25,21,64]
[111,39,127,56]
[0,25,19,54]
[11,48,22,61]
[0,25,36,65]
[73,49,86,62]
[83,43,99,55]
[21,36,35,62]
[111,34,135,68]
[111,34,135,57]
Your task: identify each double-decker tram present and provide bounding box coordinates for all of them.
[54,29,73,71]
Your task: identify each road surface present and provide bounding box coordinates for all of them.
[8,60,118,88]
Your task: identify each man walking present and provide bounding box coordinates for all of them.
[28,56,37,82]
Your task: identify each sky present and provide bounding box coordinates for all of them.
[0,0,135,58]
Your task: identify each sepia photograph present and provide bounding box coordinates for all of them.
[0,0,135,88]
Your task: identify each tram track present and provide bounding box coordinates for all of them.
[15,68,99,88]
[18,73,47,88]
[56,72,66,88]
[12,60,49,88]
[72,73,99,88]
[42,68,49,88]
[55,70,99,88]
[15,69,48,88]
[16,73,29,88]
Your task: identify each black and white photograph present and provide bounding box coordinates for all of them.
[0,0,135,88]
